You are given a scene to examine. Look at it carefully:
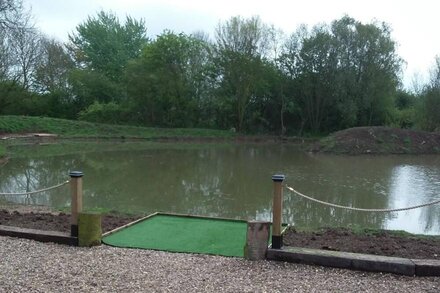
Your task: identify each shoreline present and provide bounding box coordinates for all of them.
[1,207,440,260]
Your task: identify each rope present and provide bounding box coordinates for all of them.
[285,185,440,212]
[0,180,70,196]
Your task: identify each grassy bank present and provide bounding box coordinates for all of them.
[0,115,235,139]
[0,144,5,158]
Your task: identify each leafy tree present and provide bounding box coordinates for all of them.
[214,16,274,132]
[68,11,148,82]
[126,31,212,127]
[331,16,401,127]
[66,11,149,117]
[416,56,440,131]
[279,16,402,133]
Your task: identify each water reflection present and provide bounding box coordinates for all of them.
[1,142,439,234]
[386,164,440,234]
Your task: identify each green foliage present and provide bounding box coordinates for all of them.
[0,80,48,116]
[417,87,440,131]
[415,57,440,131]
[0,115,235,138]
[0,144,6,158]
[34,38,74,94]
[66,11,148,119]
[214,16,275,132]
[279,16,402,133]
[78,101,129,124]
[68,10,148,82]
[2,9,439,136]
[69,69,124,107]
[126,31,212,127]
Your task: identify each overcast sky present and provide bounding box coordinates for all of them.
[24,0,440,89]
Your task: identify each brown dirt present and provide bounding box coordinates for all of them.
[312,126,440,154]
[2,209,440,260]
[0,209,139,233]
[283,227,440,260]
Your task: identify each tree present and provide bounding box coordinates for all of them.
[417,56,440,131]
[279,16,402,133]
[214,16,274,132]
[67,11,149,117]
[8,17,44,89]
[68,11,148,82]
[34,38,74,94]
[126,31,212,127]
[0,0,42,87]
[0,0,21,30]
[330,16,401,127]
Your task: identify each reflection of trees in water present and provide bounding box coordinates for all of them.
[80,146,277,219]
[0,156,72,207]
[282,194,390,229]
[415,165,440,233]
[281,154,398,230]
[1,145,439,233]
[386,160,440,234]
[420,204,440,233]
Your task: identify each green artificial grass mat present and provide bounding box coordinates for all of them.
[102,214,248,257]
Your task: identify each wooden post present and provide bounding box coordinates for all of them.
[272,174,285,249]
[69,171,83,237]
[244,221,271,260]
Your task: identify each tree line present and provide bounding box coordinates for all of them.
[1,0,440,134]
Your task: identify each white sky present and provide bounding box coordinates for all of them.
[24,0,440,89]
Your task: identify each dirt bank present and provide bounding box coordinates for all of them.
[0,209,138,233]
[283,227,440,260]
[312,126,440,155]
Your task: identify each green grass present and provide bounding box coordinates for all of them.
[4,140,234,159]
[0,115,235,139]
[0,144,5,158]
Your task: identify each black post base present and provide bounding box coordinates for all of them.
[272,235,283,249]
[71,224,78,237]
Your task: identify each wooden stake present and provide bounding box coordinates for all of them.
[70,171,83,238]
[272,174,285,249]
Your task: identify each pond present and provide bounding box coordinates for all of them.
[1,141,440,235]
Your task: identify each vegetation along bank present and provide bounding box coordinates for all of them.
[1,2,440,137]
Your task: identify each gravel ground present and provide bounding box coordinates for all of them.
[0,236,439,292]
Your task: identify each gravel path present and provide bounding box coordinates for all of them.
[0,236,439,292]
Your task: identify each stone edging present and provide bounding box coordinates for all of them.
[267,246,440,276]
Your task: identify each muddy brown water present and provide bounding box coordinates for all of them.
[1,141,440,235]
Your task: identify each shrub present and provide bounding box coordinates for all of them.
[78,101,128,124]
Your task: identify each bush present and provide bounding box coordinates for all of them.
[78,102,129,124]
[416,88,440,131]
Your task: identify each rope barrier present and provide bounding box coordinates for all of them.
[0,180,70,196]
[285,185,440,212]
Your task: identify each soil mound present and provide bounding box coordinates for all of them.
[312,126,440,154]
